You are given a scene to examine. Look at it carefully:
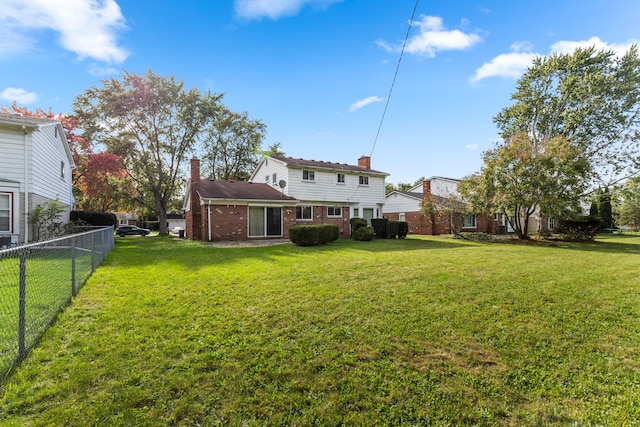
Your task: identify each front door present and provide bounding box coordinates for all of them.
[363,208,374,226]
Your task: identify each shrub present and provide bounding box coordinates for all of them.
[353,226,374,241]
[71,211,117,227]
[350,218,367,233]
[386,221,400,239]
[317,224,340,245]
[371,218,388,238]
[398,221,408,239]
[289,225,339,246]
[554,217,601,242]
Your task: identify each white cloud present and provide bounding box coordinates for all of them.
[403,15,482,57]
[550,36,637,57]
[472,37,639,83]
[1,87,38,104]
[88,63,118,76]
[471,49,539,82]
[465,144,478,150]
[235,0,342,20]
[0,0,129,63]
[350,96,383,112]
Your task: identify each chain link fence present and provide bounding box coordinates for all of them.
[0,227,114,381]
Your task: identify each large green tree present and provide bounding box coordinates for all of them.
[461,46,640,238]
[201,105,266,181]
[618,178,640,230]
[73,70,222,235]
[459,133,589,239]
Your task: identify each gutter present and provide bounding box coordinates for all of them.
[22,126,29,243]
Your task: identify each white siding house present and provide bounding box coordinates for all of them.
[249,156,388,229]
[0,113,75,244]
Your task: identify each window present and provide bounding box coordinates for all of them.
[302,170,315,181]
[327,206,342,217]
[353,208,359,217]
[0,194,10,232]
[61,161,65,179]
[337,173,345,184]
[399,213,406,222]
[296,205,312,220]
[272,173,277,184]
[462,214,476,228]
[359,176,369,186]
[265,175,269,182]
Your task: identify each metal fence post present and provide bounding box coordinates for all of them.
[91,231,96,272]
[18,249,27,360]
[71,237,77,297]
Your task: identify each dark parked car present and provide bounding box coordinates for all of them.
[115,225,151,237]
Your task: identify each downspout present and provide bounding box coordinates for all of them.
[22,126,29,243]
[207,203,212,241]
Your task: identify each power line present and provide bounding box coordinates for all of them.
[369,0,420,158]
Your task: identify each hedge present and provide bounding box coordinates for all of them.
[353,226,374,241]
[70,211,117,227]
[289,224,339,246]
[554,217,601,242]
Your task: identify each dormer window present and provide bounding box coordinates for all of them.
[302,170,315,181]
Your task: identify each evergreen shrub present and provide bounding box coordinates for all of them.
[71,211,117,227]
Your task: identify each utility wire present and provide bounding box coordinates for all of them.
[369,0,420,158]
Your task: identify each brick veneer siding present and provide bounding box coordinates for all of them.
[293,205,351,237]
[199,204,299,241]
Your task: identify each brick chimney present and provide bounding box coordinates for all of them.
[187,157,202,240]
[358,155,371,170]
[422,179,432,197]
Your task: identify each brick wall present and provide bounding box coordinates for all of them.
[294,205,351,237]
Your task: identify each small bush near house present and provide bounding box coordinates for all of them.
[71,211,118,227]
[352,226,374,241]
[350,218,367,233]
[554,217,601,242]
[456,232,494,241]
[385,221,408,239]
[371,218,388,237]
[289,225,339,246]
[317,225,340,245]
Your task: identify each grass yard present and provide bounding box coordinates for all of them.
[1,235,639,426]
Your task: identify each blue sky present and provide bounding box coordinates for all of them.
[2,0,639,186]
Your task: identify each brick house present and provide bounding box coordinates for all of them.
[184,157,298,241]
[184,155,388,241]
[383,177,498,235]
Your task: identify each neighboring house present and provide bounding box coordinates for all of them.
[116,212,137,226]
[184,155,388,241]
[384,177,497,235]
[0,113,75,244]
[166,214,185,232]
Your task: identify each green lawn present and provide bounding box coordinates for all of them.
[1,235,639,426]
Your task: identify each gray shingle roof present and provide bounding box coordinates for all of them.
[271,156,388,175]
[0,112,59,127]
[197,180,297,202]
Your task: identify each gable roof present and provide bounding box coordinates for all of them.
[0,113,75,167]
[386,190,422,201]
[262,156,388,175]
[196,179,298,203]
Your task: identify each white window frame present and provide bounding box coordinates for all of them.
[302,170,315,181]
[337,173,345,184]
[353,208,359,217]
[461,214,477,228]
[272,173,277,184]
[399,213,406,222]
[359,176,369,186]
[295,205,312,221]
[265,175,269,182]
[327,206,342,217]
[0,193,11,233]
